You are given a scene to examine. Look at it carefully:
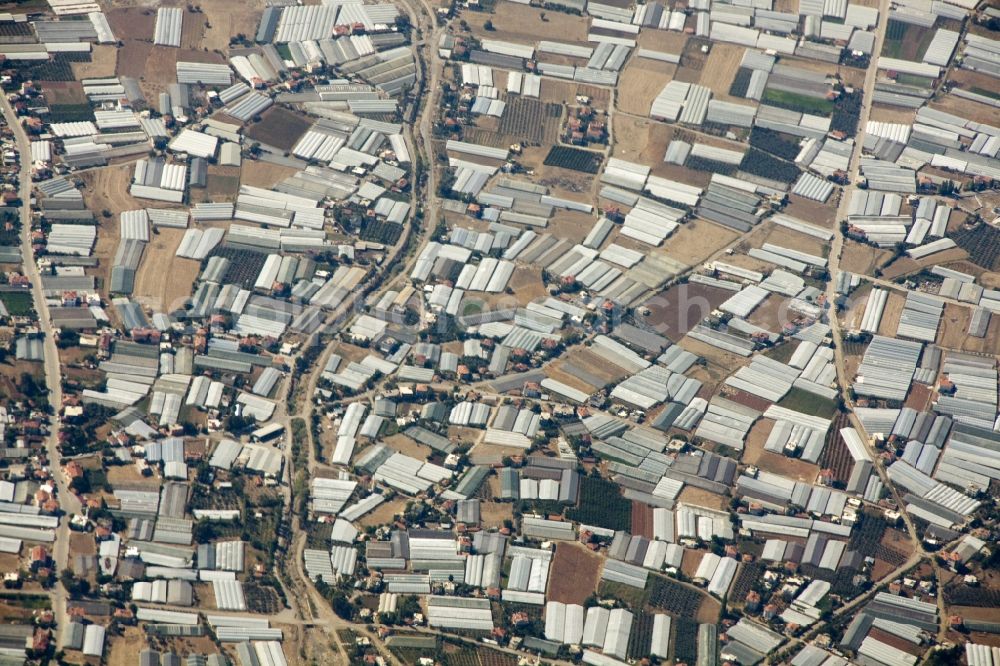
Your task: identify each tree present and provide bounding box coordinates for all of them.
[331,594,354,620]
[484,19,494,30]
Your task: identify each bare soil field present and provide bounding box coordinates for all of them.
[480,501,513,526]
[930,91,1000,127]
[842,283,873,330]
[539,78,582,106]
[783,58,865,89]
[133,228,201,313]
[611,113,671,166]
[358,499,406,529]
[743,419,820,483]
[80,165,150,300]
[382,433,431,460]
[239,160,301,189]
[617,61,677,116]
[642,282,735,342]
[675,38,710,84]
[662,219,739,268]
[107,626,146,666]
[636,30,689,53]
[752,221,829,256]
[204,166,241,202]
[200,0,264,52]
[544,365,598,395]
[178,7,207,51]
[783,196,839,228]
[876,290,906,337]
[549,542,603,604]
[700,43,745,100]
[72,45,118,80]
[677,485,727,512]
[546,209,597,245]
[245,106,313,152]
[39,81,87,106]
[868,105,917,123]
[747,294,791,332]
[841,241,891,276]
[468,4,589,43]
[519,147,599,195]
[139,46,226,100]
[678,336,753,376]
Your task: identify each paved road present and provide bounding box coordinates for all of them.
[0,93,78,648]
[818,0,959,643]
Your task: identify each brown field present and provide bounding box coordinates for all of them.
[876,290,906,337]
[133,228,201,313]
[468,4,588,43]
[904,382,933,412]
[636,30,689,53]
[747,294,791,332]
[662,219,739,268]
[115,39,154,82]
[743,419,820,483]
[178,8,206,51]
[239,160,301,189]
[632,501,654,538]
[617,61,677,116]
[39,81,87,106]
[783,195,839,228]
[204,166,241,202]
[106,7,155,42]
[681,548,704,579]
[700,42,745,100]
[549,542,602,604]
[245,106,313,151]
[675,37,710,84]
[642,282,735,342]
[841,241,891,277]
[72,44,119,80]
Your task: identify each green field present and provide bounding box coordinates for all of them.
[971,87,1000,101]
[0,291,33,317]
[778,386,839,419]
[565,475,632,531]
[762,89,834,117]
